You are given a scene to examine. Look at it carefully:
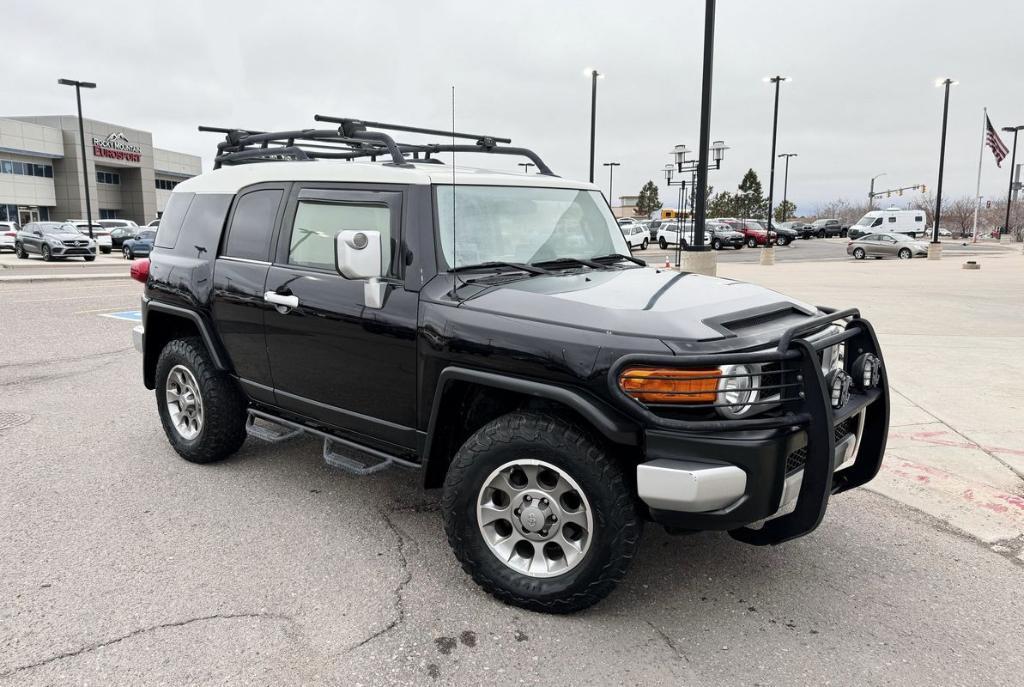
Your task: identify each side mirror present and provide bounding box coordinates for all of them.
[335,230,383,280]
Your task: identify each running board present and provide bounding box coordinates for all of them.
[246,414,303,443]
[245,409,419,475]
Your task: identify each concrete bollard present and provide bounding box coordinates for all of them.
[962,260,980,270]
[679,250,718,276]
[927,243,943,260]
[759,245,775,266]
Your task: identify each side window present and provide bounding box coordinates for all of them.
[888,216,896,223]
[287,201,392,273]
[223,189,283,261]
[154,192,194,249]
[871,218,883,227]
[915,215,923,222]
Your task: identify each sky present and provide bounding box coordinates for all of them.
[3,0,1024,216]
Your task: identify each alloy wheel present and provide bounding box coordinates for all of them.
[165,364,204,440]
[476,459,593,578]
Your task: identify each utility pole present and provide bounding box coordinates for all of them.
[58,78,97,238]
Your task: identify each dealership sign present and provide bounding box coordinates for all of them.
[92,132,142,162]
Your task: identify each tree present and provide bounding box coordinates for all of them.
[773,200,797,223]
[734,169,766,219]
[945,196,977,237]
[815,198,870,225]
[635,180,662,217]
[707,190,738,218]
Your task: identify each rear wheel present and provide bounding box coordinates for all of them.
[853,247,866,260]
[123,246,133,260]
[15,243,28,259]
[658,237,668,250]
[442,412,641,614]
[155,337,248,463]
[746,237,757,248]
[898,247,912,259]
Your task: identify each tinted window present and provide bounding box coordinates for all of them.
[888,216,896,222]
[223,189,283,261]
[915,215,923,222]
[872,218,883,227]
[154,192,194,249]
[288,201,391,271]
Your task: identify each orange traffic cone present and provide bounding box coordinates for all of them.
[664,256,671,268]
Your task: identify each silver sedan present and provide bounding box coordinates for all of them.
[847,232,929,260]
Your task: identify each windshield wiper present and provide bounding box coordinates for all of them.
[450,261,552,275]
[530,256,607,269]
[590,253,647,267]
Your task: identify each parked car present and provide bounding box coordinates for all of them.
[849,209,926,240]
[98,219,140,247]
[778,221,815,240]
[847,232,928,260]
[134,116,888,614]
[721,219,775,247]
[707,220,745,250]
[656,220,713,249]
[770,223,798,246]
[15,222,96,261]
[67,220,113,253]
[122,229,157,259]
[620,222,648,251]
[145,219,161,229]
[0,220,19,252]
[808,218,848,238]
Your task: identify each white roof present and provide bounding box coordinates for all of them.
[174,159,599,195]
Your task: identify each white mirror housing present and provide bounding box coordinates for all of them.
[335,230,383,280]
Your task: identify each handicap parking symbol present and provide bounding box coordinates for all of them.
[100,310,142,322]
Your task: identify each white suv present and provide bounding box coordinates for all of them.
[656,220,712,249]
[0,221,18,252]
[67,221,113,254]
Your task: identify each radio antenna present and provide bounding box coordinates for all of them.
[451,85,461,297]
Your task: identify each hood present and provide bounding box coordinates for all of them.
[458,267,818,342]
[47,231,90,241]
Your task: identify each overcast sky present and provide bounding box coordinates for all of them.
[4,0,1024,215]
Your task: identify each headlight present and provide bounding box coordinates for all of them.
[48,237,63,246]
[716,364,759,418]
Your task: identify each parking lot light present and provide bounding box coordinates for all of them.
[1000,125,1024,241]
[778,153,797,222]
[602,162,621,209]
[931,78,958,254]
[764,75,790,249]
[58,78,97,239]
[584,68,603,183]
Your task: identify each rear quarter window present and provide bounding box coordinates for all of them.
[223,189,283,261]
[154,192,194,249]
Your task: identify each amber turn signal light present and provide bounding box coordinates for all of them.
[618,367,721,404]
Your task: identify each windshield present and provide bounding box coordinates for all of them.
[855,215,877,226]
[435,186,629,268]
[138,230,157,241]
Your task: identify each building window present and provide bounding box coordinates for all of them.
[0,159,53,177]
[155,178,179,190]
[99,209,120,219]
[97,170,120,185]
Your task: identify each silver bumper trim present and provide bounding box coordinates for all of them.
[132,325,144,353]
[636,459,747,512]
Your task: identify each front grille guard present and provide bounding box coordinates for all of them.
[607,307,890,545]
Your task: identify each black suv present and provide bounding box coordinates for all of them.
[133,118,889,614]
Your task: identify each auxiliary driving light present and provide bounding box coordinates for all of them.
[850,353,881,390]
[826,369,852,409]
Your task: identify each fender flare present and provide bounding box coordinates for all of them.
[422,367,640,467]
[143,301,231,388]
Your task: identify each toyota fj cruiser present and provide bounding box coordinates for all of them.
[133,117,889,613]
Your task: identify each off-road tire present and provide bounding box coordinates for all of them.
[442,412,642,614]
[853,247,866,260]
[155,337,247,463]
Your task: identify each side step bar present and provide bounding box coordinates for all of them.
[246,409,419,475]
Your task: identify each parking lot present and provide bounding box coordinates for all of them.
[1,248,1022,686]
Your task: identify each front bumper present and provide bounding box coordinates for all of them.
[610,309,889,545]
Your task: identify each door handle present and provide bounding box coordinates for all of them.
[264,291,299,310]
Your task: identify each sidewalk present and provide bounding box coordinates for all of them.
[720,252,1024,555]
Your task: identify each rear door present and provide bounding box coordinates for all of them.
[263,185,419,452]
[211,184,287,403]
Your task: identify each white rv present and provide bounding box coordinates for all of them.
[848,208,927,239]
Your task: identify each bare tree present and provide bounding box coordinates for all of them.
[945,196,977,238]
[814,198,869,225]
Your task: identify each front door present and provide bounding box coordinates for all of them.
[18,207,39,226]
[263,186,418,452]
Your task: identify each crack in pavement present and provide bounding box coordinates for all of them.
[346,509,414,652]
[889,384,1024,483]
[645,620,690,664]
[0,612,294,680]
[0,347,132,371]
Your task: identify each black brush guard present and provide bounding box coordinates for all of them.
[607,308,890,546]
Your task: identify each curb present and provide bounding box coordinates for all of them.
[0,272,128,284]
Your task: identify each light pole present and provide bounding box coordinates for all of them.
[763,75,791,241]
[869,172,887,209]
[603,162,621,211]
[931,78,957,252]
[692,0,717,253]
[668,141,727,265]
[664,163,687,267]
[778,153,797,222]
[58,78,97,238]
[585,68,603,183]
[1001,125,1024,239]
[518,162,535,174]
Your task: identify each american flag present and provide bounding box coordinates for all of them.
[986,115,1009,167]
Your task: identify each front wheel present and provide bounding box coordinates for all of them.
[41,245,52,262]
[640,238,648,250]
[746,237,757,248]
[777,236,789,246]
[853,247,866,260]
[818,230,827,239]
[658,237,668,249]
[442,412,642,614]
[712,238,722,250]
[123,246,133,260]
[898,247,912,259]
[84,256,96,262]
[155,337,248,463]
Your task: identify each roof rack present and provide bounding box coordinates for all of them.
[199,116,556,175]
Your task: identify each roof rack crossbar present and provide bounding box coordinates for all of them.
[314,114,512,145]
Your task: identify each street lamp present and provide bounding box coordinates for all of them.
[691,0,718,256]
[778,153,798,222]
[667,141,728,264]
[58,78,97,238]
[932,78,958,249]
[1001,125,1024,240]
[664,163,688,267]
[518,162,535,174]
[869,172,887,209]
[763,75,791,240]
[602,162,621,211]
[584,68,604,183]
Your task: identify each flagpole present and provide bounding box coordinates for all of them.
[972,107,986,243]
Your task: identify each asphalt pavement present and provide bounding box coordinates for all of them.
[1,263,1022,686]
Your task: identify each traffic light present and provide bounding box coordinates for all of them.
[920,185,927,193]
[987,200,992,209]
